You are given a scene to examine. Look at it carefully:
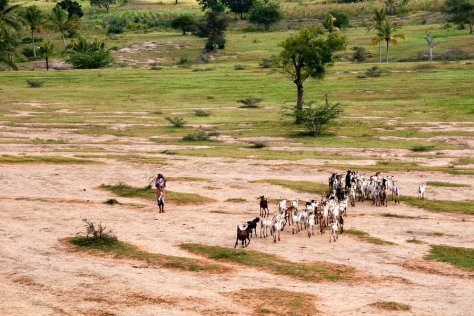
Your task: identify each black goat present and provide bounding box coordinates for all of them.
[259,196,270,217]
[234,225,250,248]
[246,217,260,238]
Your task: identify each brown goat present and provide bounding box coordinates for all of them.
[259,196,270,217]
[234,225,251,248]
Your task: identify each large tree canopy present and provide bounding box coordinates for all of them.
[444,0,474,34]
[278,26,346,122]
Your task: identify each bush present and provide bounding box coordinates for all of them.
[248,1,283,31]
[238,96,263,108]
[249,141,267,148]
[194,109,211,117]
[21,37,43,44]
[296,96,343,136]
[171,15,196,35]
[349,46,367,63]
[79,218,116,240]
[165,116,186,127]
[410,145,435,152]
[234,64,246,70]
[26,79,44,88]
[259,58,273,68]
[67,37,113,69]
[182,130,220,141]
[365,66,385,77]
[106,17,127,34]
[330,10,350,29]
[21,47,38,59]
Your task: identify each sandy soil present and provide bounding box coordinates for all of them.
[1,129,474,315]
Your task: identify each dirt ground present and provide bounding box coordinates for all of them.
[1,131,474,315]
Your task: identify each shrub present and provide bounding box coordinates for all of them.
[21,47,38,59]
[365,66,385,77]
[182,130,219,141]
[194,109,211,117]
[234,64,246,70]
[249,141,267,148]
[177,56,190,65]
[26,79,44,88]
[79,218,116,240]
[349,46,367,63]
[330,10,350,29]
[410,145,435,152]
[238,96,263,108]
[171,15,196,35]
[296,96,343,136]
[248,1,283,31]
[104,198,120,205]
[259,58,273,68]
[106,17,127,34]
[165,116,186,127]
[67,37,113,69]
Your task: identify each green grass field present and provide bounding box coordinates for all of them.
[400,196,474,215]
[180,243,355,281]
[345,229,396,245]
[426,244,474,271]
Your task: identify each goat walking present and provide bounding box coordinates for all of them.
[259,196,270,217]
[418,183,426,199]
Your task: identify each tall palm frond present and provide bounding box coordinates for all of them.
[0,0,22,30]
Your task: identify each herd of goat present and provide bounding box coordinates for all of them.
[235,171,427,248]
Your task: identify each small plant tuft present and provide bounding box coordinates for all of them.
[182,130,220,141]
[26,79,44,88]
[249,141,267,148]
[238,97,263,108]
[104,198,120,205]
[234,64,246,70]
[194,109,211,117]
[411,145,435,152]
[259,58,273,68]
[165,116,186,127]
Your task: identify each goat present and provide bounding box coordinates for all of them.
[260,217,273,238]
[329,220,338,243]
[392,184,400,204]
[306,214,316,238]
[234,225,250,248]
[418,183,426,200]
[349,187,356,207]
[272,215,285,243]
[246,217,260,238]
[259,196,270,217]
[278,199,287,213]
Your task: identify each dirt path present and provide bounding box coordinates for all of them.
[1,155,473,315]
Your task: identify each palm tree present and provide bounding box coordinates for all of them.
[22,5,44,57]
[323,13,339,33]
[372,20,405,63]
[0,0,21,30]
[49,6,69,49]
[38,40,54,70]
[368,8,386,62]
[0,26,19,69]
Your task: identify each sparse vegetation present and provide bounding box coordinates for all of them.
[426,245,474,271]
[345,229,396,245]
[406,238,423,244]
[194,109,211,117]
[411,144,436,152]
[100,183,215,205]
[225,198,247,202]
[427,181,470,188]
[369,301,411,311]
[104,198,120,205]
[180,243,355,281]
[26,79,44,87]
[165,116,186,127]
[400,196,474,215]
[251,179,328,195]
[237,96,263,108]
[0,155,95,164]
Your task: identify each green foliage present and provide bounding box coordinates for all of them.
[171,15,196,35]
[350,46,367,64]
[56,0,83,19]
[330,10,350,29]
[443,0,474,34]
[0,25,20,69]
[90,0,117,13]
[345,229,396,245]
[195,11,229,52]
[364,65,385,77]
[0,0,22,31]
[21,5,46,58]
[165,116,186,127]
[196,0,226,12]
[0,154,95,164]
[182,130,220,141]
[67,36,113,69]
[38,40,55,70]
[385,0,410,16]
[194,109,211,116]
[427,181,470,188]
[105,17,127,34]
[248,141,266,148]
[224,0,254,19]
[258,57,273,68]
[237,96,263,108]
[371,20,406,62]
[248,0,283,31]
[296,96,343,136]
[180,243,355,281]
[234,64,246,70]
[104,198,120,205]
[427,244,474,271]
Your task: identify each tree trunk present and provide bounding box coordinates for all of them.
[175,0,178,4]
[45,57,49,71]
[428,45,432,62]
[470,22,473,34]
[61,30,67,49]
[31,29,36,58]
[378,42,381,63]
[386,40,389,63]
[294,65,304,124]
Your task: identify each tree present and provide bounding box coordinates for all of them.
[368,8,386,62]
[223,0,254,19]
[196,0,225,12]
[372,20,405,62]
[196,11,229,51]
[424,31,435,61]
[67,36,113,68]
[56,0,83,19]
[171,15,196,35]
[0,0,22,30]
[0,25,20,69]
[248,0,282,31]
[90,0,117,13]
[444,0,474,34]
[385,0,409,15]
[278,26,346,123]
[322,13,339,33]
[49,6,76,49]
[21,5,45,58]
[38,40,54,70]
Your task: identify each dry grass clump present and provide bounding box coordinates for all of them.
[369,301,411,311]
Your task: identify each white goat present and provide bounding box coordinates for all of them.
[278,199,287,213]
[272,215,285,243]
[260,217,273,238]
[418,183,426,200]
[306,214,316,238]
[329,220,338,243]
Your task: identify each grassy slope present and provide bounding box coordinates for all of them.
[401,196,474,215]
[426,244,474,271]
